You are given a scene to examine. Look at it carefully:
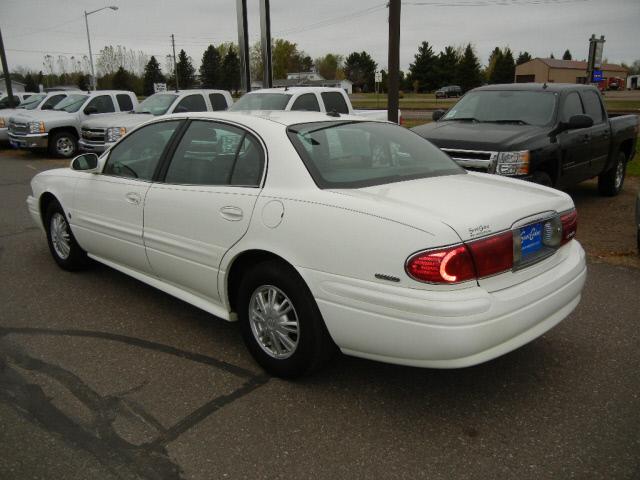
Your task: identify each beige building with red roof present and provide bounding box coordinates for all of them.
[515,58,628,85]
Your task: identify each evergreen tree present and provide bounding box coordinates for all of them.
[562,49,572,60]
[516,51,532,66]
[344,51,377,92]
[487,47,503,83]
[199,45,221,88]
[176,49,196,89]
[143,56,165,95]
[496,48,515,83]
[77,74,90,91]
[436,46,460,86]
[456,44,483,92]
[408,42,438,92]
[24,73,38,92]
[112,66,134,91]
[221,46,241,92]
[549,52,555,59]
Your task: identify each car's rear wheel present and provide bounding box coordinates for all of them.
[237,260,335,378]
[49,131,77,158]
[598,152,626,196]
[44,201,89,270]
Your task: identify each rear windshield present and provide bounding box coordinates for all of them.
[230,93,292,111]
[134,93,178,115]
[443,90,557,126]
[287,121,464,189]
[53,94,89,113]
[17,93,47,109]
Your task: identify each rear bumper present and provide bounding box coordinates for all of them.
[9,133,48,149]
[300,240,586,368]
[78,139,110,153]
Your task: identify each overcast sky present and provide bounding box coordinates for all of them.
[1,0,639,76]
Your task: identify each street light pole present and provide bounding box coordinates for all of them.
[84,6,118,91]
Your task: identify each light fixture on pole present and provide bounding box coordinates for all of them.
[84,5,118,91]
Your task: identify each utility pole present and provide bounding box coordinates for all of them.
[387,0,401,123]
[0,27,16,108]
[171,33,179,91]
[84,11,96,90]
[260,0,273,88]
[236,0,251,93]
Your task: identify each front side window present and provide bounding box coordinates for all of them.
[164,120,264,186]
[134,93,178,115]
[209,93,228,111]
[86,95,115,114]
[230,93,292,111]
[580,90,604,124]
[561,92,584,122]
[442,90,557,126]
[54,94,89,113]
[321,92,349,114]
[103,120,181,181]
[288,121,463,189]
[174,94,207,112]
[291,93,321,112]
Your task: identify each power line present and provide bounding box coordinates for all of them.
[3,16,84,40]
[405,0,590,5]
[273,3,387,36]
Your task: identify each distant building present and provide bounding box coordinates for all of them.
[251,72,353,94]
[515,58,628,85]
[0,77,26,93]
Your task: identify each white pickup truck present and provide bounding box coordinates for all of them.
[79,89,233,153]
[0,92,71,143]
[229,87,402,124]
[8,90,138,157]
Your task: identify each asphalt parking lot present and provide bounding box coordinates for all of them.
[1,150,639,480]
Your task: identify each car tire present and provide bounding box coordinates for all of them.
[49,131,78,158]
[237,259,336,378]
[531,171,553,187]
[598,152,626,197]
[44,200,90,271]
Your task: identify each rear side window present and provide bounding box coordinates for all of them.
[116,94,134,111]
[164,120,264,186]
[42,94,66,109]
[321,92,349,114]
[175,94,207,112]
[86,95,115,113]
[208,93,228,111]
[561,92,583,122]
[291,93,321,112]
[581,90,604,124]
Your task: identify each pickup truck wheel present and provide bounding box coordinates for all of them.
[598,152,626,196]
[237,260,335,378]
[49,132,77,158]
[531,171,553,187]
[44,201,90,271]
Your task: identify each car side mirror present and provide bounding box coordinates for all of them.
[84,106,98,115]
[173,105,188,113]
[566,114,593,130]
[432,109,445,121]
[71,153,99,172]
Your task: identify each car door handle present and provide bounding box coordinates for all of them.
[219,206,243,221]
[125,192,141,205]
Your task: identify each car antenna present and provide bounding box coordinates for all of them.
[327,110,340,117]
[284,85,289,91]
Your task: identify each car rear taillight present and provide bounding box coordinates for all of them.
[406,245,476,283]
[467,231,514,278]
[406,231,514,284]
[560,209,577,245]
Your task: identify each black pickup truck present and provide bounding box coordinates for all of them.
[413,83,639,195]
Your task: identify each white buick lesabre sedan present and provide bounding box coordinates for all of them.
[27,111,586,378]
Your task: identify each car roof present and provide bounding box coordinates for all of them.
[472,83,598,93]
[151,89,230,95]
[164,110,378,127]
[244,87,346,95]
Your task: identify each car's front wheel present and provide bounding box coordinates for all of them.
[44,201,89,270]
[49,131,78,158]
[237,260,335,378]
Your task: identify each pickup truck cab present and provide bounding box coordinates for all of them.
[8,90,138,158]
[414,83,639,196]
[0,92,36,110]
[0,92,70,143]
[79,89,233,153]
[230,87,402,124]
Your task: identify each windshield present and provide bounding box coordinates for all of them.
[287,121,464,189]
[17,93,46,110]
[134,93,178,115]
[230,93,292,111]
[0,96,19,109]
[53,94,89,113]
[442,90,557,126]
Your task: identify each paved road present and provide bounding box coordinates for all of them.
[1,151,639,480]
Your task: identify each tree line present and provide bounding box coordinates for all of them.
[9,39,640,97]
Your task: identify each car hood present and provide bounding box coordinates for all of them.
[9,109,75,124]
[82,112,154,130]
[413,121,548,151]
[0,107,19,119]
[330,172,573,242]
